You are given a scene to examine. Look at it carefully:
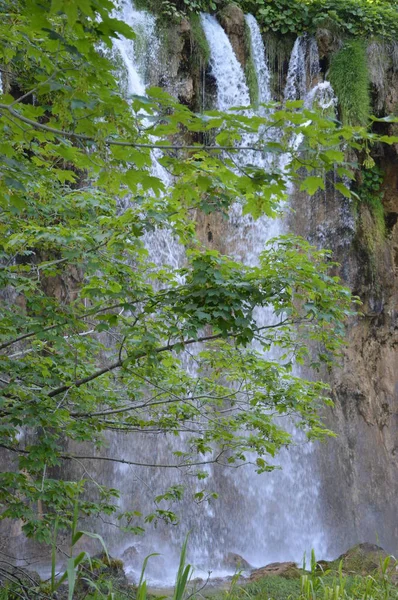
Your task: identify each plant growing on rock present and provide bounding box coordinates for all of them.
[329,39,370,126]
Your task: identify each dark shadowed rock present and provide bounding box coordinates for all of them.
[249,561,301,581]
[315,559,330,573]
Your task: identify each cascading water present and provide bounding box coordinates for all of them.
[200,14,251,110]
[199,18,329,566]
[284,37,308,101]
[245,14,271,105]
[101,7,332,581]
[113,0,183,269]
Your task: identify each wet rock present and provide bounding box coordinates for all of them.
[223,552,252,570]
[179,17,191,36]
[177,77,194,105]
[315,28,341,58]
[190,577,205,585]
[218,4,246,67]
[249,561,301,581]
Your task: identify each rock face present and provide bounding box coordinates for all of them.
[121,545,139,563]
[218,4,247,67]
[249,562,301,580]
[282,35,398,555]
[290,143,398,556]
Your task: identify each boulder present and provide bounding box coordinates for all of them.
[330,543,388,576]
[223,552,252,571]
[218,4,246,67]
[249,561,301,581]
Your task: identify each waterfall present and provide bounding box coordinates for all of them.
[113,2,151,96]
[245,14,271,105]
[113,0,160,97]
[97,9,331,582]
[284,37,307,101]
[113,0,182,269]
[200,14,251,110]
[199,17,328,567]
[305,81,337,110]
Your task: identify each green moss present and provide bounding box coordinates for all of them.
[190,12,211,67]
[329,40,370,126]
[327,544,387,576]
[244,21,259,106]
[357,165,386,239]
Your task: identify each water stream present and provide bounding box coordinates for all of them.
[105,3,330,582]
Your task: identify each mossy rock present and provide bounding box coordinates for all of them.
[249,561,301,581]
[328,543,388,576]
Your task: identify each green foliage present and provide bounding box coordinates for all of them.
[210,552,398,600]
[0,0,395,573]
[239,0,398,39]
[50,501,110,600]
[135,0,224,20]
[146,0,398,39]
[241,0,310,35]
[329,40,370,126]
[299,550,398,600]
[173,535,193,600]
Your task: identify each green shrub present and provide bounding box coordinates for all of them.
[143,0,398,40]
[136,0,225,20]
[241,0,398,39]
[329,39,370,126]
